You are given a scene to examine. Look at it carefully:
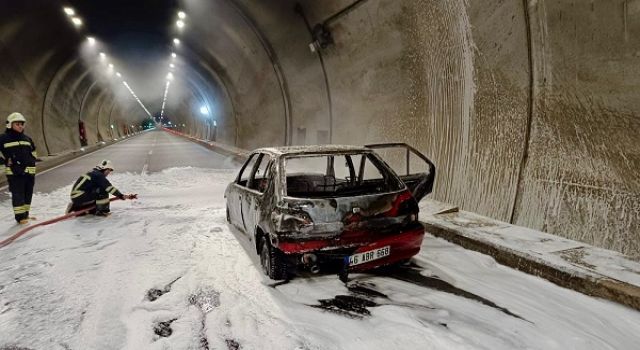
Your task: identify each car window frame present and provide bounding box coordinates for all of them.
[236,153,259,187]
[248,154,273,194]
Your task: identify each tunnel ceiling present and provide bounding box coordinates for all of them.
[55,0,288,138]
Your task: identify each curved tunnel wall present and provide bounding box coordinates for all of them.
[0,1,638,257]
[181,0,289,148]
[162,57,237,143]
[178,0,639,256]
[0,2,149,156]
[517,0,640,255]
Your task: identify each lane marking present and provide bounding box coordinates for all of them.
[141,133,157,175]
[142,149,150,174]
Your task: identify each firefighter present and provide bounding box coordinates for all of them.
[67,160,135,216]
[0,113,37,224]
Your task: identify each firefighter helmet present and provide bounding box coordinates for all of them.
[6,112,27,128]
[96,159,114,171]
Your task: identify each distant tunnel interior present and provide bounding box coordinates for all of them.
[1,0,638,256]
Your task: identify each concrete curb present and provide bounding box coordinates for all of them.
[162,128,248,163]
[423,222,640,311]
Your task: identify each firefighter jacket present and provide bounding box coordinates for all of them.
[0,129,37,176]
[70,169,124,200]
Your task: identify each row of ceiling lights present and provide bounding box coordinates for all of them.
[160,10,186,120]
[63,7,82,26]
[63,5,152,119]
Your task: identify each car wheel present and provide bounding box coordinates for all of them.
[260,237,288,280]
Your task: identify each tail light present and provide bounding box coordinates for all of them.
[386,190,419,221]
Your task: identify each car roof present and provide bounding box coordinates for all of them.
[254,145,371,157]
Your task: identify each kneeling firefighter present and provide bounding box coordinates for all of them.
[0,113,37,224]
[67,160,136,216]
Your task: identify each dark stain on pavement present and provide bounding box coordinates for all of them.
[313,294,378,318]
[146,276,181,301]
[347,282,388,299]
[384,267,530,322]
[226,339,241,350]
[154,318,177,338]
[267,280,290,288]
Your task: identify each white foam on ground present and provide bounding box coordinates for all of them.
[0,168,638,349]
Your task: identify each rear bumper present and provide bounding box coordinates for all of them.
[347,227,424,271]
[276,224,425,271]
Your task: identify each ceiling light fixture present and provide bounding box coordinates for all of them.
[176,20,185,28]
[178,11,186,19]
[173,38,180,45]
[73,7,150,122]
[160,80,171,118]
[123,81,152,117]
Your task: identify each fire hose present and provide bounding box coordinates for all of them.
[0,195,137,249]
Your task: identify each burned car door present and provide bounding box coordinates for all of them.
[229,153,260,231]
[365,143,436,202]
[241,153,273,240]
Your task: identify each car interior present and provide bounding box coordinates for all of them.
[285,153,402,198]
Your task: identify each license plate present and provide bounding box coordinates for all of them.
[347,246,391,266]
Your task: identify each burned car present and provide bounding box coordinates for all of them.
[225,143,435,280]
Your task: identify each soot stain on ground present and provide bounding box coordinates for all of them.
[146,276,182,301]
[154,318,177,338]
[313,295,378,318]
[226,339,241,350]
[384,267,530,322]
[311,281,387,318]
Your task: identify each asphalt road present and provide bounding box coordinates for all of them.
[0,130,239,201]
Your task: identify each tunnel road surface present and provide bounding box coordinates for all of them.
[0,130,238,201]
[2,165,640,349]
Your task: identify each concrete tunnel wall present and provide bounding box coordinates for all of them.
[179,0,640,257]
[0,2,148,156]
[0,0,638,257]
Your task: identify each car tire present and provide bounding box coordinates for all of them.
[260,237,288,280]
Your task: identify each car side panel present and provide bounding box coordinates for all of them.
[227,184,244,230]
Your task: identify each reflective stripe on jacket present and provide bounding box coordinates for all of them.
[70,169,123,199]
[0,129,37,176]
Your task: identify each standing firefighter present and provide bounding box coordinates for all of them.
[0,113,37,224]
[67,160,135,216]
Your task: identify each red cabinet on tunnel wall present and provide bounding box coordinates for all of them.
[78,120,87,147]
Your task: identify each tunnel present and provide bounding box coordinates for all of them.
[1,0,639,258]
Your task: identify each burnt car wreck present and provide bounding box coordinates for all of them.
[225,143,435,280]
